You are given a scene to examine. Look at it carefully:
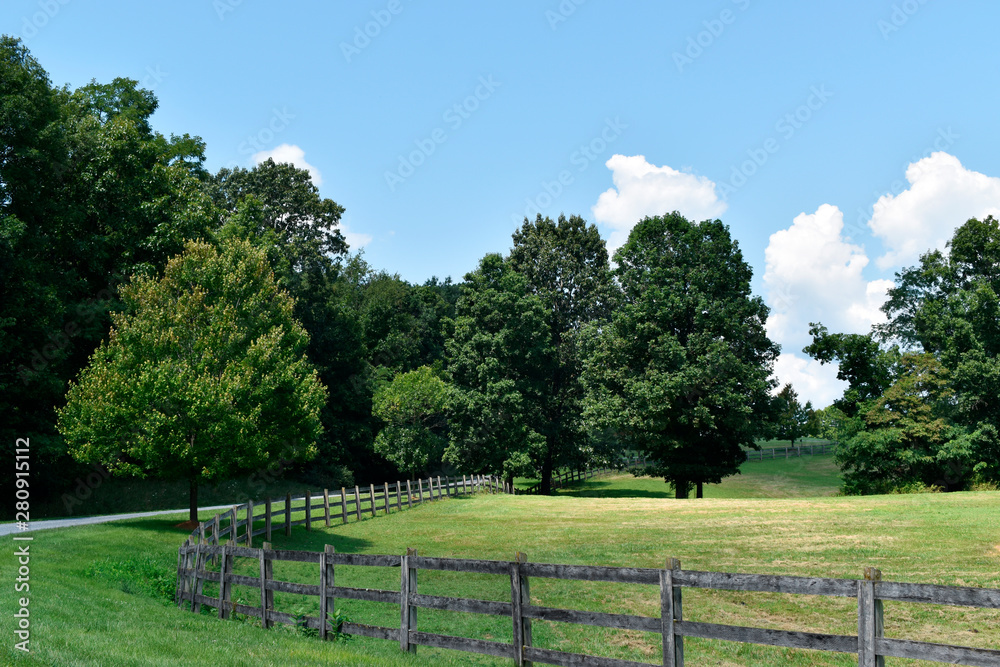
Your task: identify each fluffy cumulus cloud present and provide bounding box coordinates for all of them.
[253,143,323,186]
[592,155,728,252]
[870,152,1000,269]
[763,204,893,406]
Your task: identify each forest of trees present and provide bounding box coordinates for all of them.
[4,36,998,517]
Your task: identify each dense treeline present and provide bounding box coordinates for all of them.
[3,38,786,515]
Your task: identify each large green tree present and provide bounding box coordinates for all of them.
[445,254,554,486]
[506,214,618,493]
[57,239,326,521]
[582,213,778,498]
[771,384,809,445]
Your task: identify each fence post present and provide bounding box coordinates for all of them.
[219,541,233,620]
[406,480,413,508]
[285,493,291,537]
[243,501,251,548]
[418,478,424,503]
[400,548,418,654]
[305,491,312,531]
[212,514,220,565]
[191,539,206,612]
[510,551,532,666]
[660,557,683,666]
[324,489,331,527]
[176,540,190,607]
[259,542,272,629]
[320,544,335,640]
[462,475,468,494]
[396,481,403,511]
[369,484,377,518]
[445,475,451,497]
[384,482,391,513]
[341,487,348,524]
[265,498,272,542]
[354,486,363,521]
[858,567,884,667]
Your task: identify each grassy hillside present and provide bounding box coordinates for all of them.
[4,484,999,666]
[553,452,843,499]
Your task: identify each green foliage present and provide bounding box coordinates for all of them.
[445,253,553,483]
[86,554,176,603]
[57,238,326,519]
[372,366,451,476]
[582,212,778,498]
[836,352,991,494]
[506,214,619,492]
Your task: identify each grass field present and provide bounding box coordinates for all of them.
[4,455,999,666]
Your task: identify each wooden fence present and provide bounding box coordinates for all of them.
[179,473,509,554]
[176,540,1000,666]
[744,441,836,462]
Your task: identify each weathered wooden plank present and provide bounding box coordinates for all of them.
[264,498,272,542]
[323,489,331,528]
[227,573,263,588]
[406,480,413,509]
[410,632,516,660]
[401,548,417,654]
[676,621,858,653]
[877,581,1000,609]
[264,579,321,597]
[305,490,311,531]
[319,546,331,640]
[342,622,400,641]
[411,556,510,576]
[329,586,399,605]
[264,548,322,564]
[876,637,1000,666]
[327,552,402,567]
[522,646,654,667]
[858,567,884,667]
[260,541,272,629]
[354,486,363,521]
[521,562,660,585]
[674,570,858,597]
[410,593,511,616]
[522,605,660,633]
[284,493,291,537]
[340,487,348,525]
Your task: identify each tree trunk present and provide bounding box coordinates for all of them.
[189,474,199,523]
[674,479,690,499]
[696,481,703,498]
[540,451,554,495]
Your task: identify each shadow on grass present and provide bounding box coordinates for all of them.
[555,484,676,499]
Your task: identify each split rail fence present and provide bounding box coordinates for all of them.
[176,540,1000,667]
[519,456,647,495]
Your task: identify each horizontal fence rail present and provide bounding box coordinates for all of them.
[177,540,1000,666]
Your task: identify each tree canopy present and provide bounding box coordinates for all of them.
[57,239,327,520]
[582,213,778,498]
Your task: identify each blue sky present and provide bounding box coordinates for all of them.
[6,0,1000,406]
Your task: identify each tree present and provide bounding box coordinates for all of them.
[836,352,987,494]
[506,214,618,494]
[57,239,326,521]
[583,213,778,498]
[445,253,554,487]
[372,366,450,476]
[771,384,808,445]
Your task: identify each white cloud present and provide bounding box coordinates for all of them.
[869,152,1000,269]
[592,155,728,252]
[763,204,892,407]
[341,223,372,250]
[764,204,889,344]
[253,143,323,186]
[771,353,845,408]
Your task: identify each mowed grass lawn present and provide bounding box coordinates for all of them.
[4,454,998,666]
